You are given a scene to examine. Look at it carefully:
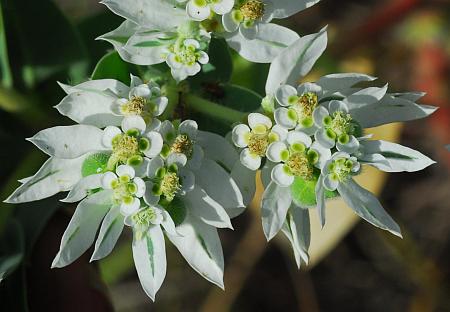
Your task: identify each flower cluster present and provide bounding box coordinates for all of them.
[230,35,436,266]
[4,0,438,303]
[99,0,319,81]
[7,75,245,300]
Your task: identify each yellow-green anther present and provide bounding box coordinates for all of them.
[240,0,265,20]
[170,134,194,158]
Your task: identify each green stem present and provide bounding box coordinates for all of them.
[184,94,247,124]
[161,84,180,120]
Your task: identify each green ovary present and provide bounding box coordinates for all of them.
[111,177,137,204]
[328,111,353,137]
[291,92,318,126]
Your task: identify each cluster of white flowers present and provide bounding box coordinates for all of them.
[230,33,436,266]
[6,75,245,300]
[4,0,438,302]
[99,0,319,81]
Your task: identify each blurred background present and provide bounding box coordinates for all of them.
[0,0,449,311]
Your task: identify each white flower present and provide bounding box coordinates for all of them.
[159,120,204,170]
[112,75,168,125]
[313,100,361,154]
[166,38,209,82]
[102,116,163,170]
[232,113,287,170]
[101,165,146,215]
[266,130,331,187]
[274,83,323,134]
[315,152,402,237]
[182,0,234,21]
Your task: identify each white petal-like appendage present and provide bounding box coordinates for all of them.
[28,125,107,159]
[275,84,297,107]
[271,124,288,141]
[312,106,329,126]
[281,206,311,268]
[91,205,125,261]
[360,140,436,172]
[159,120,176,142]
[153,96,169,116]
[102,126,122,148]
[55,91,122,128]
[144,181,160,206]
[51,190,113,268]
[134,177,146,198]
[121,115,146,133]
[211,0,234,14]
[144,131,163,158]
[232,124,251,148]
[167,153,188,167]
[271,164,294,187]
[261,181,292,241]
[179,119,198,139]
[147,156,164,178]
[197,51,209,64]
[59,79,129,97]
[186,1,211,21]
[266,142,288,163]
[338,179,402,237]
[274,107,296,129]
[296,82,322,97]
[222,12,240,32]
[5,156,87,204]
[225,23,300,63]
[130,84,151,99]
[315,129,335,149]
[116,164,136,179]
[240,148,261,171]
[287,131,312,147]
[166,213,224,289]
[265,27,327,95]
[323,174,339,191]
[316,73,376,97]
[120,197,141,216]
[336,135,360,154]
[62,174,103,203]
[132,225,166,301]
[184,185,233,229]
[197,130,239,171]
[310,141,331,169]
[248,112,272,129]
[179,169,195,193]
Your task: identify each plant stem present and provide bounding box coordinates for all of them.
[184,94,247,124]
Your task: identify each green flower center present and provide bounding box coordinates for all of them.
[172,42,201,66]
[328,157,354,182]
[247,133,270,157]
[240,0,265,20]
[132,207,159,228]
[325,111,354,137]
[285,152,314,180]
[288,92,318,127]
[111,175,138,204]
[170,134,194,158]
[122,96,146,116]
[112,134,139,162]
[160,172,181,202]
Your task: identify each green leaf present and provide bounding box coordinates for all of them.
[163,197,187,226]
[91,51,135,85]
[291,172,338,207]
[0,0,88,88]
[81,153,111,177]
